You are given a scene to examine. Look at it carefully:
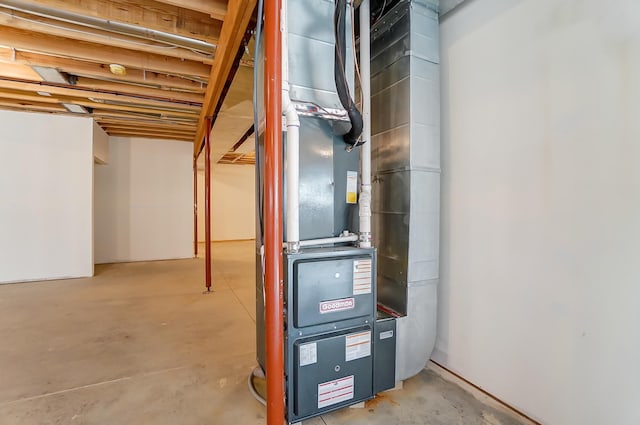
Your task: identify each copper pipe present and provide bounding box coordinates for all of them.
[264,0,285,423]
[193,157,198,258]
[204,116,212,291]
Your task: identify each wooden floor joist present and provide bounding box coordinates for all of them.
[108,131,193,141]
[0,8,214,64]
[0,79,202,111]
[0,49,207,92]
[0,26,212,78]
[153,0,228,20]
[0,0,258,145]
[72,78,204,104]
[20,0,222,43]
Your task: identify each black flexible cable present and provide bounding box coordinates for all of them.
[334,0,363,147]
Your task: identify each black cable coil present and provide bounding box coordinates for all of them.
[334,0,364,147]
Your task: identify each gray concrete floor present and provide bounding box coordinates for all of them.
[0,241,525,425]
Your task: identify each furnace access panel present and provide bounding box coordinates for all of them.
[284,247,376,423]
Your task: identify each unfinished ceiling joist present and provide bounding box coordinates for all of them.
[72,77,204,104]
[16,0,222,43]
[96,117,196,128]
[193,0,256,155]
[0,25,212,78]
[0,7,214,64]
[108,131,193,141]
[152,0,227,21]
[103,126,195,136]
[0,49,207,92]
[91,108,198,121]
[0,78,201,111]
[0,97,66,111]
[0,0,255,142]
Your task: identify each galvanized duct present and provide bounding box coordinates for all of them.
[370,0,440,381]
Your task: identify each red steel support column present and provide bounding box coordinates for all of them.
[193,157,198,258]
[264,0,284,423]
[204,116,212,291]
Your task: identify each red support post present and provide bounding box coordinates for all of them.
[264,1,285,423]
[204,116,212,291]
[193,157,198,258]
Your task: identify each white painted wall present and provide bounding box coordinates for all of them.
[92,121,109,164]
[437,1,640,424]
[94,137,193,263]
[0,110,94,283]
[197,164,255,242]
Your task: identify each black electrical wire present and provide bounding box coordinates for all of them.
[334,0,363,147]
[254,0,264,247]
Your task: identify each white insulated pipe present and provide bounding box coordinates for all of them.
[359,0,372,248]
[282,233,359,249]
[282,0,301,253]
[300,234,358,248]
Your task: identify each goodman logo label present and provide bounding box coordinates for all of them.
[319,298,355,314]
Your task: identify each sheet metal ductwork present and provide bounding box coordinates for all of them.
[254,1,441,421]
[370,0,441,381]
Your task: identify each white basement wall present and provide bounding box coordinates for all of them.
[0,110,94,283]
[437,0,640,424]
[93,121,109,164]
[197,164,255,242]
[94,137,193,263]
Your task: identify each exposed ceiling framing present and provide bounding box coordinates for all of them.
[0,0,256,149]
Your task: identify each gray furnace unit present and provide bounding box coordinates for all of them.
[252,0,428,423]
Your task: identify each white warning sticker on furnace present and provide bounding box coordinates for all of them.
[345,330,371,362]
[299,342,317,367]
[318,375,354,409]
[353,259,372,295]
[346,170,357,204]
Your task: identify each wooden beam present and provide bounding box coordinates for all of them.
[102,127,195,137]
[0,8,214,64]
[0,97,66,111]
[0,94,200,118]
[19,0,221,43]
[101,123,195,132]
[96,118,196,130]
[194,0,256,154]
[103,130,196,138]
[73,100,199,118]
[96,118,196,129]
[73,77,204,104]
[0,95,199,119]
[107,131,193,141]
[0,26,211,78]
[152,0,227,20]
[91,109,198,122]
[0,78,201,111]
[0,61,43,80]
[0,90,61,104]
[0,49,206,92]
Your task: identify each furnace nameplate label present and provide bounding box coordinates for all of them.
[346,171,357,204]
[345,331,371,362]
[352,259,372,295]
[318,375,354,409]
[299,342,317,367]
